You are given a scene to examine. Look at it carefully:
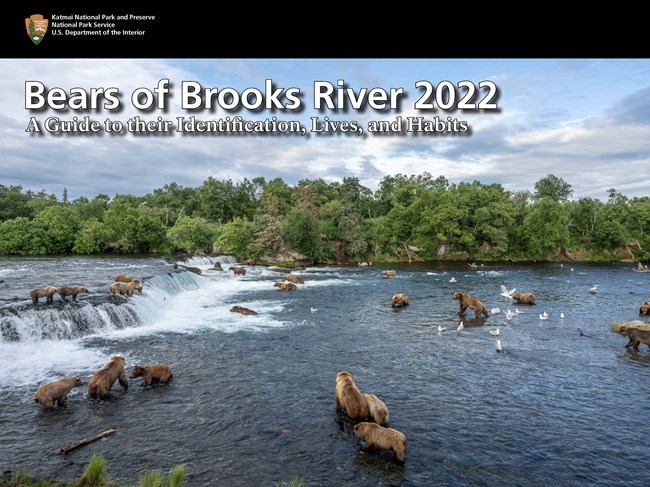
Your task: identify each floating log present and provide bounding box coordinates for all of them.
[56,428,117,455]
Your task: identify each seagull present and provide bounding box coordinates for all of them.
[490,307,501,315]
[310,307,318,313]
[539,313,549,320]
[589,285,598,294]
[542,311,548,317]
[560,264,564,268]
[457,322,464,331]
[496,339,502,353]
[505,309,515,320]
[437,325,447,332]
[515,309,524,315]
[489,328,500,336]
[449,277,457,283]
[560,313,565,319]
[500,285,516,299]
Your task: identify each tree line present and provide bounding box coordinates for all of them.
[0,174,648,262]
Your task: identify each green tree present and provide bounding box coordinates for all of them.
[0,217,51,255]
[73,219,109,254]
[0,184,32,220]
[166,216,215,253]
[523,198,570,255]
[33,205,80,253]
[533,174,573,202]
[280,208,323,260]
[215,217,255,258]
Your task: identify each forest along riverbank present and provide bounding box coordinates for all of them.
[1,256,650,486]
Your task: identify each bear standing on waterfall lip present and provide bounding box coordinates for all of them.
[109,280,143,297]
[113,274,141,284]
[29,285,59,304]
[453,292,489,318]
[354,422,407,463]
[34,376,83,409]
[88,356,129,398]
[57,285,89,302]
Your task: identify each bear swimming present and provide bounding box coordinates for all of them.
[230,305,258,315]
[453,292,489,318]
[274,282,297,291]
[88,356,128,398]
[283,274,305,284]
[512,292,536,305]
[34,376,83,409]
[639,301,650,315]
[391,293,409,308]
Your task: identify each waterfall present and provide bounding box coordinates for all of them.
[180,255,237,266]
[0,269,202,343]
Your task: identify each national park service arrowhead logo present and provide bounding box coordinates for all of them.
[25,14,48,45]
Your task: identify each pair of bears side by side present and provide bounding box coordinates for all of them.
[336,371,407,463]
[29,274,144,305]
[34,356,172,409]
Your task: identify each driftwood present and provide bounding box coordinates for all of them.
[56,428,117,455]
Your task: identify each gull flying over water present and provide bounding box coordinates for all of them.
[489,328,500,336]
[310,307,318,313]
[501,285,516,299]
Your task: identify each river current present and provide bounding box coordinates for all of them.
[0,256,649,486]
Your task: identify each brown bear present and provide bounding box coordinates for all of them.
[380,270,397,278]
[58,285,89,302]
[230,305,258,315]
[88,356,128,398]
[245,259,256,266]
[624,327,650,350]
[391,293,409,308]
[213,261,223,270]
[109,280,143,297]
[639,301,650,315]
[113,274,141,284]
[274,282,297,291]
[512,292,536,305]
[29,285,59,304]
[335,371,370,421]
[453,292,489,318]
[353,422,407,463]
[130,364,173,386]
[34,376,83,409]
[230,266,246,276]
[363,393,389,427]
[283,274,305,284]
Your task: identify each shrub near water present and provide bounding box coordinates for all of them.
[0,456,186,487]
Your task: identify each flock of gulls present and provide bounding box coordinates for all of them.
[448,283,598,354]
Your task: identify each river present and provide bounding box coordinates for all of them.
[0,256,649,486]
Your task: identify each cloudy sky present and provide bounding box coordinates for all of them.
[1,58,649,201]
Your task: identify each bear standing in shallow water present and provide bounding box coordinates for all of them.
[130,364,173,386]
[34,377,83,409]
[335,371,370,421]
[453,292,489,318]
[88,356,128,398]
[354,422,407,463]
